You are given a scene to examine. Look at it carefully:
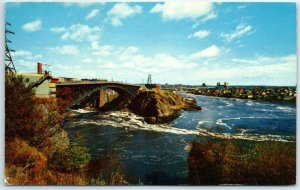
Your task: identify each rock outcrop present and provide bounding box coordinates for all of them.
[129,90,200,123]
[101,90,201,124]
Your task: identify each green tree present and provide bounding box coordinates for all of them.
[49,145,90,173]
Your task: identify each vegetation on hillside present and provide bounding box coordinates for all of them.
[5,74,125,185]
[188,137,296,185]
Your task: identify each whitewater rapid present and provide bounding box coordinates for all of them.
[67,110,294,142]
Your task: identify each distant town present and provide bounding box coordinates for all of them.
[162,82,297,103]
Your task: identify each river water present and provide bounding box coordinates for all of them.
[64,94,296,185]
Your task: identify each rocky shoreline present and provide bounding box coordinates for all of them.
[100,90,201,124]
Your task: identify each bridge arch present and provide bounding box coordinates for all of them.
[72,85,136,108]
[56,82,141,109]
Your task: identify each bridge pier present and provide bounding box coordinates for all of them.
[99,89,106,108]
[98,89,119,109]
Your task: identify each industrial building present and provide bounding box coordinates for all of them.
[16,63,59,98]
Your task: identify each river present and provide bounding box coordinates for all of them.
[64,94,296,185]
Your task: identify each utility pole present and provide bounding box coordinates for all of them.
[5,22,17,74]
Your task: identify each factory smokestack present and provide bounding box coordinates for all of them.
[37,62,42,74]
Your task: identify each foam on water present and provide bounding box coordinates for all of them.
[216,119,232,129]
[66,110,294,142]
[197,120,213,125]
[71,109,97,114]
[276,106,295,113]
[226,103,233,107]
[195,124,293,142]
[223,117,241,120]
[246,102,255,106]
[67,111,199,135]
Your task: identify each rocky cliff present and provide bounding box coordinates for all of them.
[129,90,201,123]
[101,90,201,124]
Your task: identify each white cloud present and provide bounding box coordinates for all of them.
[231,58,256,64]
[154,53,180,68]
[86,9,100,20]
[11,50,32,57]
[47,45,80,55]
[22,20,41,32]
[122,54,150,68]
[50,27,66,33]
[190,45,220,59]
[91,41,114,57]
[201,11,217,22]
[91,41,100,50]
[188,30,210,39]
[89,44,198,74]
[150,2,213,20]
[193,54,296,85]
[11,50,44,73]
[237,5,247,10]
[107,3,142,26]
[92,45,114,57]
[122,62,136,68]
[14,59,36,72]
[119,46,140,61]
[83,58,93,64]
[153,53,197,69]
[118,49,198,71]
[64,2,105,8]
[220,24,253,42]
[92,42,145,60]
[99,62,117,69]
[11,50,43,61]
[192,12,217,28]
[61,24,101,42]
[34,54,43,59]
[84,43,295,85]
[123,46,139,54]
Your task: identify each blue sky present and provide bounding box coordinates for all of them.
[5,2,296,86]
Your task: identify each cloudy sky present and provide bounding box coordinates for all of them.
[6,2,296,86]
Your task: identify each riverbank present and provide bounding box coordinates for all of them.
[188,139,296,185]
[188,86,296,103]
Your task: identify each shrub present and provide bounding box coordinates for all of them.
[5,138,47,185]
[86,148,126,185]
[188,139,296,185]
[49,145,90,173]
[56,87,73,112]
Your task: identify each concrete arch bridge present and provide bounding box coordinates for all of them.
[56,81,141,109]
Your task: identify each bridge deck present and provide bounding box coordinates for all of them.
[56,81,141,87]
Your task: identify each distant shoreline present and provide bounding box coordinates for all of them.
[187,91,296,104]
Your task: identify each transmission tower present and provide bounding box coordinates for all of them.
[147,74,152,84]
[5,22,17,74]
